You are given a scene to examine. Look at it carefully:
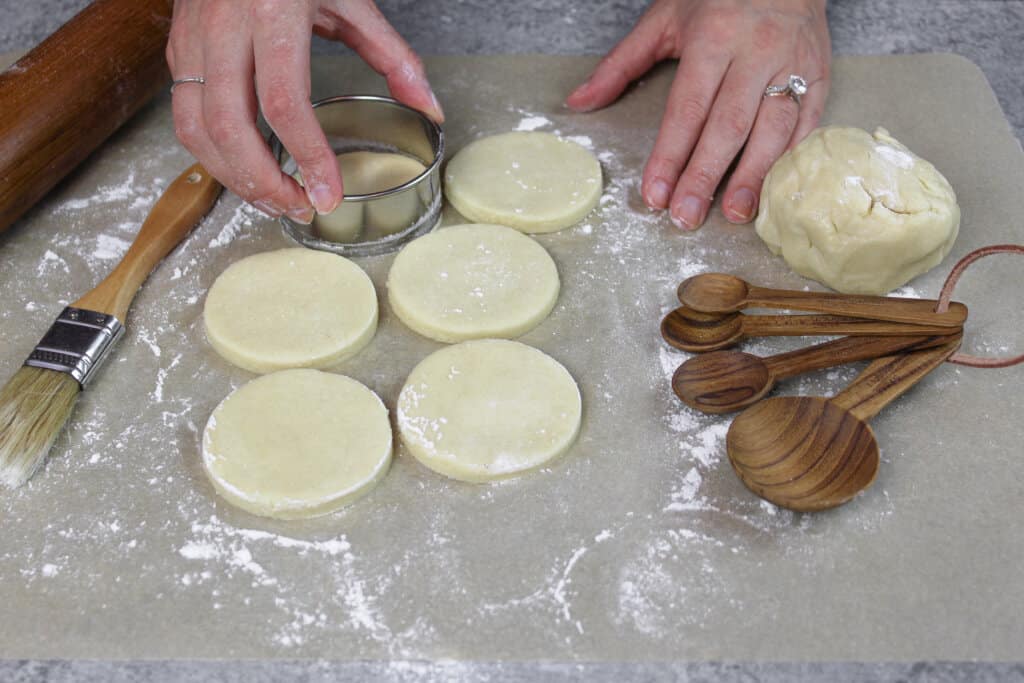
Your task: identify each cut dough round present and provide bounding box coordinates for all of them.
[397,339,582,482]
[204,248,377,373]
[202,369,392,519]
[387,223,560,343]
[444,131,602,233]
[755,126,960,295]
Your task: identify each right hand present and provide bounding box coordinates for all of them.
[166,0,443,223]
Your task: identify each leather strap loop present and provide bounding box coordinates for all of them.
[935,244,1024,368]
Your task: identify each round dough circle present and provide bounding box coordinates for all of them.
[444,131,602,233]
[204,248,378,373]
[397,339,582,482]
[755,126,960,295]
[202,369,392,519]
[387,223,560,343]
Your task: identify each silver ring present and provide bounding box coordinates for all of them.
[170,76,206,94]
[764,74,808,105]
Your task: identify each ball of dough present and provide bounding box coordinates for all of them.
[444,131,602,233]
[204,248,377,373]
[202,369,392,519]
[755,126,960,295]
[397,339,582,482]
[387,223,560,343]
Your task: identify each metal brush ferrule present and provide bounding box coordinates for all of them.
[24,307,125,387]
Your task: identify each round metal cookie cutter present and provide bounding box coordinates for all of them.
[269,95,445,257]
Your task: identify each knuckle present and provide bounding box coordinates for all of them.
[762,103,797,137]
[685,161,722,193]
[252,0,286,23]
[173,115,203,151]
[716,102,753,139]
[672,97,710,131]
[205,110,243,148]
[200,0,232,28]
[260,83,304,127]
[702,7,741,41]
[752,18,783,52]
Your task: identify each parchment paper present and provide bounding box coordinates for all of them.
[1,55,1022,661]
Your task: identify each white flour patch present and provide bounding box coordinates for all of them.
[209,202,259,248]
[93,234,131,260]
[565,135,593,148]
[515,115,552,132]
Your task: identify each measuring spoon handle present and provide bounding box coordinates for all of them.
[741,314,962,337]
[828,334,963,422]
[763,334,956,380]
[744,285,967,328]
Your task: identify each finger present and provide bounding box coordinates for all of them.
[721,78,800,224]
[565,6,667,112]
[201,3,313,222]
[668,62,773,230]
[321,2,443,123]
[252,0,342,215]
[640,49,730,210]
[788,76,829,149]
[169,5,227,195]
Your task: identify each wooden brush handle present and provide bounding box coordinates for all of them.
[741,314,963,337]
[744,285,968,327]
[829,334,963,422]
[0,0,173,233]
[74,164,222,321]
[764,334,956,380]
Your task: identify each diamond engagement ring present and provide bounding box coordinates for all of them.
[170,76,206,94]
[764,74,808,105]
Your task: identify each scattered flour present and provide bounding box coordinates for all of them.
[514,115,552,132]
[0,106,932,660]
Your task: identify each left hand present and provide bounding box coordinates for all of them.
[566,0,831,229]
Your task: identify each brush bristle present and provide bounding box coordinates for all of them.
[0,366,81,488]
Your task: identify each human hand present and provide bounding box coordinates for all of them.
[166,0,443,222]
[566,0,830,229]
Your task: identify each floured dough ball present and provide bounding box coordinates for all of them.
[202,369,392,519]
[755,126,960,294]
[397,339,582,482]
[444,131,602,233]
[204,248,377,373]
[387,223,559,343]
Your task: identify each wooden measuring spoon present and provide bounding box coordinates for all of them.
[672,334,952,414]
[661,306,961,353]
[678,273,968,327]
[724,335,962,512]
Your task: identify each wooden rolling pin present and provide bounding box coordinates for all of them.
[0,0,173,233]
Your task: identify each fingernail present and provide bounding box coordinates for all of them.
[726,188,757,223]
[569,79,591,101]
[673,195,706,230]
[645,178,672,209]
[307,185,338,215]
[287,207,315,225]
[251,200,282,217]
[428,87,445,120]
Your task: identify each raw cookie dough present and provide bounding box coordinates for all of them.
[304,151,427,242]
[387,223,560,343]
[202,369,392,519]
[204,248,377,373]
[755,126,960,295]
[444,131,602,233]
[397,339,582,482]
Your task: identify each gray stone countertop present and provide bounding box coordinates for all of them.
[1,1,1023,681]
[2,0,1023,140]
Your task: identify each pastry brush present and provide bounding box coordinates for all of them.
[0,163,221,487]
